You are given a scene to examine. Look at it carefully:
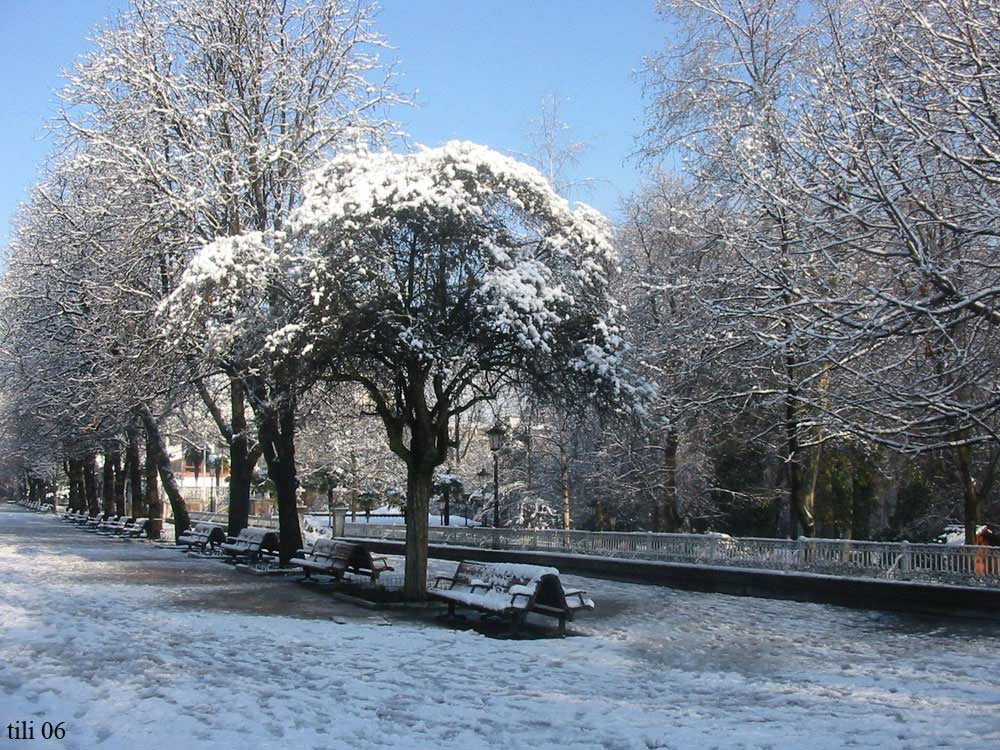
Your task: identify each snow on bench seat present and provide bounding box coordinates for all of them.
[119,517,149,539]
[290,539,393,581]
[178,522,227,553]
[220,527,279,563]
[430,561,595,635]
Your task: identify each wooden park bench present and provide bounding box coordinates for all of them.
[290,539,393,582]
[96,516,130,535]
[177,522,228,554]
[119,518,150,539]
[61,509,84,522]
[429,561,595,635]
[100,517,148,539]
[220,527,280,564]
[83,513,112,531]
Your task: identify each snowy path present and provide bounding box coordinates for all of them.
[1,507,998,750]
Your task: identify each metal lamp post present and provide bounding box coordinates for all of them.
[486,420,506,528]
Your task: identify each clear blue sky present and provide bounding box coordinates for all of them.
[0,1,668,249]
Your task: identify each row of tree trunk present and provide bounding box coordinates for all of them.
[57,410,193,539]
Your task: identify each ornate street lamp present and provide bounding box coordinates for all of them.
[486,420,506,527]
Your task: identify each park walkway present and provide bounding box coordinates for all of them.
[2,505,999,750]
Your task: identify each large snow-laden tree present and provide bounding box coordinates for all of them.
[168,141,647,597]
[642,0,840,537]
[290,141,646,597]
[0,163,192,534]
[60,0,400,541]
[774,0,1000,542]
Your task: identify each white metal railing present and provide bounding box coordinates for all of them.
[342,524,1000,587]
[185,511,280,529]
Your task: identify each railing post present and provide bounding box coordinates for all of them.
[900,540,911,575]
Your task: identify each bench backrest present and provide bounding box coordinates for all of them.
[333,541,382,570]
[234,527,279,550]
[452,561,558,591]
[307,538,339,561]
[333,541,359,564]
[190,523,227,544]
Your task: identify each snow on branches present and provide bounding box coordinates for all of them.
[286,140,646,408]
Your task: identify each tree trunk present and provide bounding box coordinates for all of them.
[112,450,126,517]
[660,428,682,532]
[594,494,607,531]
[560,443,572,530]
[101,450,115,514]
[254,390,303,564]
[137,406,190,540]
[350,450,358,522]
[405,464,433,600]
[144,433,163,538]
[228,453,254,536]
[66,461,81,511]
[83,453,99,515]
[126,425,144,517]
[228,380,256,536]
[955,443,980,545]
[784,387,815,538]
[802,442,822,538]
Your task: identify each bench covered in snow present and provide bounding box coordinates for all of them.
[178,522,228,553]
[429,561,595,635]
[119,517,150,539]
[84,513,112,531]
[95,516,130,535]
[290,539,393,582]
[67,511,98,526]
[220,527,279,563]
[96,516,148,539]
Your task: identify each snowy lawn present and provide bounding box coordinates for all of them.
[1,506,998,750]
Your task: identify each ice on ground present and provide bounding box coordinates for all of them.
[1,506,998,750]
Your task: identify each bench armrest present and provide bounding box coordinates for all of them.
[370,556,391,571]
[563,590,591,607]
[433,575,456,588]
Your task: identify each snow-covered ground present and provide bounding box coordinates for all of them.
[1,506,998,750]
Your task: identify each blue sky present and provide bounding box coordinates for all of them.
[0,1,668,249]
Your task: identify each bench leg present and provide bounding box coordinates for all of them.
[447,602,456,619]
[511,612,524,637]
[558,616,567,637]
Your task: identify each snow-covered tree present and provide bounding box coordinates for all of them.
[59,0,401,545]
[774,0,1000,542]
[173,141,647,597]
